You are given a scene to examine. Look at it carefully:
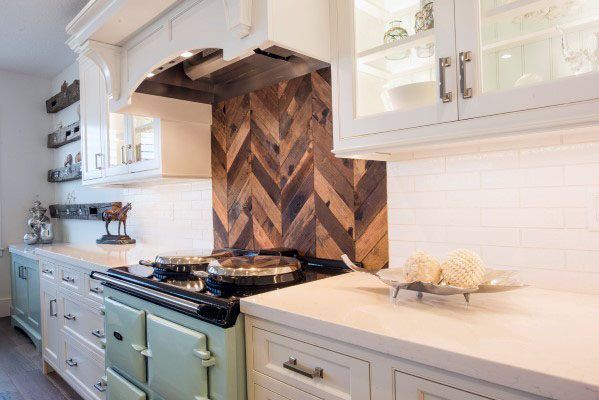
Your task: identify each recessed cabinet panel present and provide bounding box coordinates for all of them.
[395,371,491,400]
[336,0,458,138]
[12,261,27,318]
[146,314,210,400]
[454,0,599,119]
[41,281,60,368]
[105,298,147,383]
[80,58,107,181]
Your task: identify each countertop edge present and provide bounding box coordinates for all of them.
[240,299,599,400]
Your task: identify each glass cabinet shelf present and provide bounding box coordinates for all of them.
[357,29,436,77]
[479,0,599,93]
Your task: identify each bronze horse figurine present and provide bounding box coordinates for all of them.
[102,203,133,237]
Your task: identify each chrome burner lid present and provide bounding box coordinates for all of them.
[207,255,302,277]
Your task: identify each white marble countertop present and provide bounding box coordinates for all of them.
[241,272,599,400]
[8,243,175,271]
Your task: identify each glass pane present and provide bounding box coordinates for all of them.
[479,0,599,93]
[132,116,155,162]
[108,113,126,167]
[354,0,437,117]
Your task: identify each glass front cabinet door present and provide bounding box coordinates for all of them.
[333,0,599,155]
[103,113,160,177]
[456,0,599,119]
[335,0,458,139]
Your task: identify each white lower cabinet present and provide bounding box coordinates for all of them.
[60,291,105,354]
[395,371,490,400]
[246,317,550,400]
[254,383,320,400]
[39,256,107,400]
[252,326,369,400]
[62,333,106,400]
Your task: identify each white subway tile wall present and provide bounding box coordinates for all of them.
[123,180,214,250]
[387,129,599,294]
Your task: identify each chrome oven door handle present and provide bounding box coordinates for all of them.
[283,357,323,379]
[438,57,452,103]
[459,51,473,99]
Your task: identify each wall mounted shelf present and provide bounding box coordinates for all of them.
[49,202,121,220]
[47,162,82,183]
[46,80,80,113]
[47,120,81,149]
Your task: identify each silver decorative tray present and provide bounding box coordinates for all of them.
[341,255,527,303]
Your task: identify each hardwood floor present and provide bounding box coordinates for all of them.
[0,317,82,400]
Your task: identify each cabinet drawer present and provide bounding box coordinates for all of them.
[62,335,106,400]
[40,260,57,281]
[395,371,492,400]
[61,292,105,354]
[59,264,83,293]
[252,327,370,400]
[84,275,104,303]
[254,383,320,400]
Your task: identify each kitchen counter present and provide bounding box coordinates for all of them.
[8,243,179,270]
[241,272,599,400]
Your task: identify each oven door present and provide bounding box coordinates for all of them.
[106,367,147,400]
[105,298,147,383]
[145,314,213,400]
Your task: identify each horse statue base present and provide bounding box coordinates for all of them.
[96,234,136,245]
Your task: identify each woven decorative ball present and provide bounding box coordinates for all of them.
[441,249,486,289]
[403,251,442,284]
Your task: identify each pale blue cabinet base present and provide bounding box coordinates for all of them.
[11,315,42,351]
[10,253,41,351]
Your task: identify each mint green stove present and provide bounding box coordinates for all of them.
[98,284,246,400]
[92,249,349,400]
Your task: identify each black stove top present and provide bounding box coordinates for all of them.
[91,248,350,328]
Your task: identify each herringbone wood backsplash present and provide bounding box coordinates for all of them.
[211,68,388,269]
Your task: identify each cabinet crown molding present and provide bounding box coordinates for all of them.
[222,0,253,38]
[77,40,122,101]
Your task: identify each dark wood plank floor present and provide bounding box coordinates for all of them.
[0,317,82,400]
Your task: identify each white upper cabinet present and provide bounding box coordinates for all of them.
[332,0,599,159]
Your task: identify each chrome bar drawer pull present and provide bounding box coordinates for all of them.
[91,329,105,338]
[283,357,323,379]
[459,51,473,99]
[90,286,103,294]
[62,276,75,283]
[438,57,452,103]
[49,299,57,317]
[42,268,53,275]
[64,313,77,321]
[65,358,78,367]
[93,381,107,392]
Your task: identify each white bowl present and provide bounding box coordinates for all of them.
[386,81,436,111]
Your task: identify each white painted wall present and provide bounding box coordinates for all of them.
[52,63,214,250]
[0,70,54,316]
[387,127,599,295]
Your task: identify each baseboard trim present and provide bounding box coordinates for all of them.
[0,298,10,318]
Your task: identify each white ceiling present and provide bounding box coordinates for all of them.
[0,0,88,78]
